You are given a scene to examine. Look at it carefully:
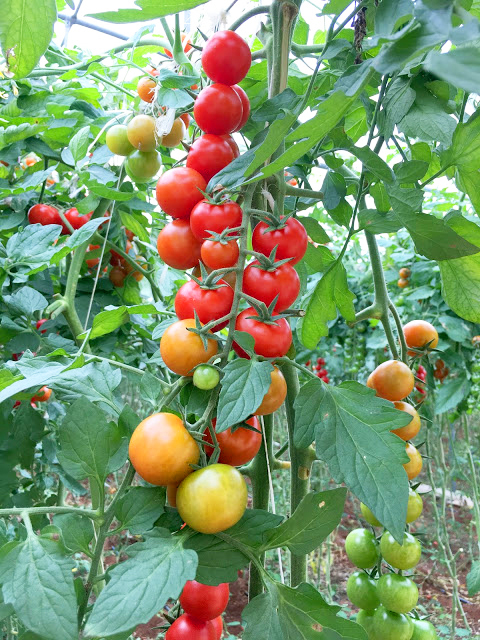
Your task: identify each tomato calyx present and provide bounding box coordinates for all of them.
[186,311,224,350]
[251,210,293,232]
[248,246,294,272]
[190,263,234,290]
[202,226,242,245]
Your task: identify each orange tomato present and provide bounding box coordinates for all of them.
[403,443,422,480]
[255,367,287,415]
[398,278,409,288]
[32,386,52,402]
[160,319,218,376]
[137,76,157,103]
[367,360,414,402]
[391,401,421,441]
[403,320,439,356]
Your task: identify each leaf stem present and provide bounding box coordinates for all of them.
[0,506,100,519]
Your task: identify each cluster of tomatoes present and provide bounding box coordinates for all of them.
[433,359,449,382]
[305,357,329,383]
[165,580,229,640]
[28,203,92,235]
[398,267,411,289]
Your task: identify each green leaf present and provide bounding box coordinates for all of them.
[243,581,368,640]
[304,244,335,273]
[358,209,402,233]
[84,304,157,340]
[262,489,346,555]
[53,513,94,554]
[294,379,411,541]
[0,359,67,405]
[380,77,416,140]
[0,123,44,150]
[0,0,56,78]
[89,0,209,23]
[69,126,90,164]
[300,260,355,349]
[185,533,249,585]
[449,109,480,173]
[457,168,480,214]
[216,359,273,432]
[351,146,394,182]
[51,361,122,405]
[435,373,470,414]
[57,398,127,485]
[375,0,414,36]
[424,46,480,95]
[398,88,456,146]
[322,172,347,210]
[156,87,193,109]
[393,160,429,183]
[321,0,352,15]
[467,561,480,596]
[84,529,197,638]
[114,487,165,535]
[6,224,61,270]
[9,403,45,467]
[293,15,309,45]
[0,535,78,640]
[300,218,330,244]
[4,286,48,316]
[370,182,391,212]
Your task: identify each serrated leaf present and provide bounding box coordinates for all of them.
[6,224,61,270]
[114,487,165,535]
[185,533,249,585]
[50,361,122,405]
[57,397,127,485]
[83,304,157,340]
[467,561,480,596]
[300,218,330,244]
[53,513,94,554]
[216,359,273,431]
[0,535,77,640]
[4,286,48,316]
[262,489,346,555]
[294,379,411,541]
[84,529,197,638]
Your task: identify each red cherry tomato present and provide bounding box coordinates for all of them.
[204,417,261,466]
[179,580,229,621]
[36,319,47,334]
[190,200,242,241]
[220,134,240,158]
[232,85,250,131]
[86,244,100,269]
[175,279,234,331]
[242,260,300,312]
[201,239,239,270]
[165,614,216,640]
[156,167,207,219]
[252,217,307,265]
[28,203,61,227]
[157,220,202,270]
[202,31,251,86]
[186,134,234,183]
[212,616,223,640]
[63,207,93,234]
[234,307,292,358]
[194,84,243,135]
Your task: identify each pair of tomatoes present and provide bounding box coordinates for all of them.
[28,204,92,235]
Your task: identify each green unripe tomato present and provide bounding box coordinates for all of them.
[193,365,220,390]
[377,573,418,614]
[371,606,413,640]
[125,150,161,182]
[411,619,439,639]
[106,125,135,156]
[380,531,422,570]
[472,363,480,373]
[345,528,379,569]
[396,296,405,306]
[357,609,376,636]
[360,502,382,527]
[357,324,367,333]
[346,571,380,610]
[406,489,423,523]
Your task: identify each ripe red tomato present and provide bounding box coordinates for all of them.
[156,167,207,219]
[85,244,100,269]
[255,367,287,415]
[137,76,156,103]
[204,417,262,466]
[175,279,234,331]
[242,260,300,312]
[157,220,202,270]
[109,265,127,287]
[234,308,292,358]
[232,85,250,131]
[403,320,439,355]
[212,616,223,640]
[28,203,60,227]
[202,31,251,86]
[367,360,414,401]
[165,614,216,640]
[252,217,307,265]
[180,581,229,621]
[186,134,234,183]
[194,84,243,135]
[177,463,248,534]
[201,239,239,270]
[190,200,242,241]
[64,207,93,233]
[36,319,47,334]
[32,386,52,402]
[160,319,218,376]
[221,134,240,158]
[129,413,199,486]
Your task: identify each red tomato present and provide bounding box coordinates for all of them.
[186,134,234,183]
[202,31,251,85]
[32,386,52,402]
[180,113,191,128]
[157,220,202,270]
[156,167,207,219]
[64,207,93,233]
[28,203,60,227]
[232,85,250,131]
[36,319,47,334]
[165,614,216,640]
[234,308,292,358]
[201,239,239,270]
[252,217,307,265]
[86,244,100,269]
[220,134,240,158]
[194,84,243,135]
[109,249,124,267]
[190,200,242,241]
[242,260,300,312]
[163,34,192,59]
[179,580,229,621]
[204,417,261,466]
[212,616,223,640]
[175,279,234,331]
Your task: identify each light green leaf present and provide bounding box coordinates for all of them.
[375,0,414,36]
[449,109,480,173]
[69,126,90,164]
[0,123,44,150]
[4,286,48,316]
[89,0,209,23]
[0,0,56,78]
[83,304,157,340]
[352,146,394,182]
[51,361,122,406]
[435,373,470,414]
[440,252,480,322]
[424,46,480,94]
[380,76,416,140]
[467,561,480,596]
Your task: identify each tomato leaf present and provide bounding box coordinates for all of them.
[424,46,480,96]
[114,486,166,535]
[185,533,249,585]
[81,304,157,340]
[50,361,122,406]
[53,513,95,555]
[261,489,347,555]
[216,359,273,432]
[467,560,480,596]
[69,126,90,164]
[243,581,368,640]
[89,0,209,23]
[0,0,56,78]
[448,109,480,173]
[439,251,480,322]
[0,534,78,640]
[84,529,197,638]
[434,373,470,414]
[294,379,411,541]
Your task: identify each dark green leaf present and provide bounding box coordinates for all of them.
[114,487,165,535]
[322,172,347,210]
[300,217,330,244]
[449,109,480,173]
[393,160,429,182]
[435,373,470,414]
[185,533,249,585]
[358,209,402,233]
[51,361,122,406]
[467,561,480,596]
[380,77,416,140]
[53,513,94,554]
[375,0,414,36]
[352,146,394,182]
